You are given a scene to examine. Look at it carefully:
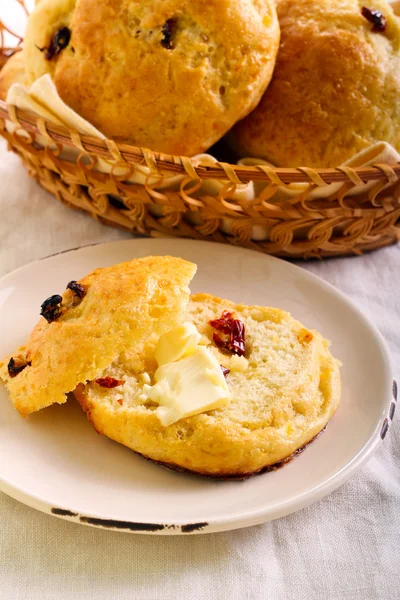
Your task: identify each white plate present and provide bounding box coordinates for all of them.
[0,239,396,534]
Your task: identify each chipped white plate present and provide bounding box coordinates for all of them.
[0,239,396,534]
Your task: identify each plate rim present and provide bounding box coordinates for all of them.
[0,239,395,534]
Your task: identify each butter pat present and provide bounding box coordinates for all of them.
[144,347,230,427]
[155,322,201,366]
[143,323,231,426]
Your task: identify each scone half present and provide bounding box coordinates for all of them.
[74,293,341,478]
[0,256,196,416]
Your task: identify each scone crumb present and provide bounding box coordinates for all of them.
[227,354,249,373]
[286,423,294,436]
[298,329,314,344]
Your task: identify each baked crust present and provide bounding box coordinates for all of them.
[24,0,280,155]
[0,256,196,416]
[231,0,400,167]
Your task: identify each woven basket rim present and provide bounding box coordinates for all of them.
[1,96,400,186]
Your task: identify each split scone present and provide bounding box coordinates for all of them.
[0,256,340,477]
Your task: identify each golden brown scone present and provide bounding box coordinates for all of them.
[230,0,400,167]
[0,256,196,417]
[75,293,341,477]
[23,0,280,155]
[0,51,25,101]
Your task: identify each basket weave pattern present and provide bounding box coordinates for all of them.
[1,7,400,258]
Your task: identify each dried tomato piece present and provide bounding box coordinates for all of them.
[95,377,124,388]
[210,311,246,357]
[361,7,387,32]
[7,357,31,378]
[210,311,235,334]
[40,294,63,323]
[220,365,230,378]
[161,19,177,49]
[37,26,71,60]
[66,280,86,300]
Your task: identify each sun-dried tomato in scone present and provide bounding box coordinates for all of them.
[210,311,246,356]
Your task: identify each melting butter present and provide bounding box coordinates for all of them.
[143,323,231,426]
[155,322,201,366]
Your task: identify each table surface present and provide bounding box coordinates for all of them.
[0,139,399,600]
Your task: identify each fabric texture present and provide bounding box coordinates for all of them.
[0,139,399,600]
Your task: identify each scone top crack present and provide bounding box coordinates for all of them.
[0,256,196,417]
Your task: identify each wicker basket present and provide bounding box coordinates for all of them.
[1,9,400,259]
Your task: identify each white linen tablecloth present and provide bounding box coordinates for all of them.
[0,139,399,600]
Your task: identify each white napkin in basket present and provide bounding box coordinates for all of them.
[7,74,104,137]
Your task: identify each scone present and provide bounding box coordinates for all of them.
[0,256,340,478]
[23,0,280,156]
[0,256,196,416]
[74,293,340,477]
[230,0,400,167]
[0,51,25,101]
